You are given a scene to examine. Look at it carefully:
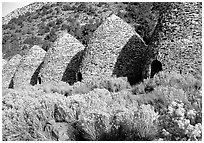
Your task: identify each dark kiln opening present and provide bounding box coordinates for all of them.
[37,77,42,84]
[150,60,162,78]
[76,72,83,82]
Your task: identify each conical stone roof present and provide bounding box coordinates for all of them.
[13,45,46,89]
[80,14,151,84]
[2,54,22,89]
[39,32,86,85]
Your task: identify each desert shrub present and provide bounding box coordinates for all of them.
[99,76,131,92]
[86,6,96,15]
[76,103,158,141]
[42,40,52,51]
[66,16,75,23]
[129,79,191,114]
[40,5,51,16]
[152,71,201,92]
[62,4,74,11]
[119,104,158,140]
[55,18,63,25]
[76,20,101,45]
[37,23,50,35]
[42,81,73,97]
[15,29,22,33]
[84,76,130,92]
[2,24,10,30]
[3,40,22,59]
[150,86,189,112]
[40,5,50,11]
[158,100,202,141]
[61,23,70,31]
[2,87,79,141]
[6,23,16,30]
[24,12,31,17]
[2,35,10,44]
[47,21,55,28]
[131,78,157,95]
[46,9,53,15]
[9,17,21,26]
[72,82,92,95]
[21,44,29,50]
[23,35,41,46]
[45,15,53,19]
[2,69,202,141]
[76,3,87,12]
[54,7,60,14]
[9,33,18,42]
[75,112,112,141]
[183,73,201,93]
[152,71,202,107]
[27,16,33,22]
[41,17,46,22]
[131,83,146,95]
[44,29,57,42]
[32,14,39,19]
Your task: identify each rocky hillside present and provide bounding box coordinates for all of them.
[2,2,167,59]
[2,2,45,25]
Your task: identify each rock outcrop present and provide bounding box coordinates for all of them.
[39,32,86,85]
[2,54,22,89]
[80,14,153,85]
[13,45,46,89]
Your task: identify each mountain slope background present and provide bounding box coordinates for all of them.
[2,2,167,59]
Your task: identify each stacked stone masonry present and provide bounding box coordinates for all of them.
[2,54,22,89]
[39,32,86,85]
[158,2,202,79]
[80,14,153,85]
[13,45,46,89]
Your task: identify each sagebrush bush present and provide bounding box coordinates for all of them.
[158,100,202,141]
[72,81,92,95]
[2,69,202,141]
[42,81,73,96]
[84,76,130,92]
[75,112,112,141]
[2,87,80,141]
[152,71,201,92]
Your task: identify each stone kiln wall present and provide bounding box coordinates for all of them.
[13,45,46,89]
[39,32,86,85]
[80,14,151,84]
[2,54,22,89]
[158,2,202,79]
